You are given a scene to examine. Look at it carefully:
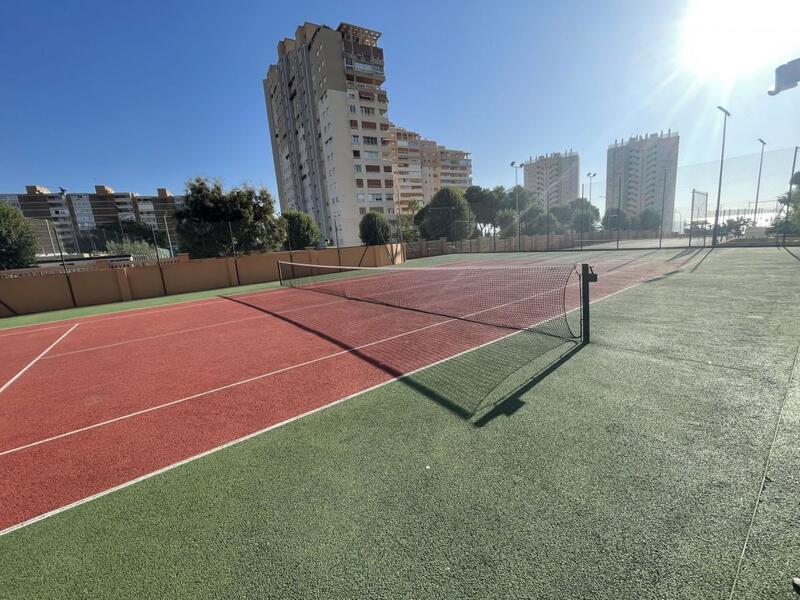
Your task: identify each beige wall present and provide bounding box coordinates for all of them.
[0,244,404,318]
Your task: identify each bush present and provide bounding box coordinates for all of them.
[359,212,391,246]
[0,203,38,269]
[282,210,320,249]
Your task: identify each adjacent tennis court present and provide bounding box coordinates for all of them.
[1,247,798,599]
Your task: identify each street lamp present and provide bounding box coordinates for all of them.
[511,161,524,250]
[712,105,730,246]
[754,138,766,223]
[587,172,597,205]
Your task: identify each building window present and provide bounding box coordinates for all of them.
[369,193,383,203]
[363,150,379,160]
[362,136,377,145]
[350,120,358,128]
[357,193,366,203]
[349,105,356,113]
[383,166,392,173]
[365,165,380,173]
[384,180,394,188]
[359,207,366,215]
[356,179,364,187]
[367,179,382,188]
[353,150,360,158]
[360,106,374,115]
[354,164,362,173]
[352,135,360,145]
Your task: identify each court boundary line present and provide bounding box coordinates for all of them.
[42,298,350,360]
[1,256,681,458]
[0,271,660,537]
[0,276,576,458]
[726,338,800,599]
[0,324,79,396]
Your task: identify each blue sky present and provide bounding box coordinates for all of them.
[1,0,798,207]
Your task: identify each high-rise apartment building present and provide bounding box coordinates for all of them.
[264,22,395,246]
[2,185,184,255]
[390,126,472,213]
[605,131,679,231]
[522,152,580,208]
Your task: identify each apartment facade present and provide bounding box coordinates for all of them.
[264,22,396,246]
[605,131,679,231]
[390,126,472,213]
[2,185,184,255]
[522,152,580,208]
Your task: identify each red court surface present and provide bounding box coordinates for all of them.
[0,250,706,534]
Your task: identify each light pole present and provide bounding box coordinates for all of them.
[784,146,799,246]
[511,161,524,250]
[587,172,597,205]
[754,138,766,223]
[712,105,730,246]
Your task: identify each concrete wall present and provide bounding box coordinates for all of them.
[0,244,404,318]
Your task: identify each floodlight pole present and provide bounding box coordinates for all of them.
[511,161,523,251]
[754,138,766,223]
[616,176,622,250]
[784,146,799,247]
[712,105,730,247]
[659,168,667,249]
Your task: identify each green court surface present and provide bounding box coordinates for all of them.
[2,247,799,599]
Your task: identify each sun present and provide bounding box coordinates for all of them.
[680,0,800,84]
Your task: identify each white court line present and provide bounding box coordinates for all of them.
[0,269,657,538]
[42,298,350,360]
[0,286,297,337]
[0,324,79,396]
[0,273,577,459]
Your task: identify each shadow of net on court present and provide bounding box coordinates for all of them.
[226,262,583,426]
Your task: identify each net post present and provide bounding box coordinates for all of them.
[580,263,597,344]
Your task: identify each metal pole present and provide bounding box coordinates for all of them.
[754,139,766,222]
[712,106,730,246]
[163,213,174,257]
[580,263,597,344]
[689,189,696,247]
[151,224,167,294]
[580,183,585,251]
[546,196,550,251]
[50,219,76,307]
[333,218,343,266]
[659,168,667,249]
[616,177,622,250]
[227,221,241,286]
[515,168,521,251]
[785,146,799,247]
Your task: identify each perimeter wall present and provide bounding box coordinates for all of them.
[0,244,403,318]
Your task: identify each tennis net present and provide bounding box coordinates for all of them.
[277,261,579,342]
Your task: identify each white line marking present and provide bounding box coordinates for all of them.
[42,299,349,360]
[0,271,655,538]
[0,324,79,396]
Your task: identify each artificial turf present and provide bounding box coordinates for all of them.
[0,247,798,599]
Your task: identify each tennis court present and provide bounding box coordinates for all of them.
[1,247,799,598]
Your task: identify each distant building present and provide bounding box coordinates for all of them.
[605,131,679,230]
[264,22,395,246]
[523,152,580,208]
[389,126,472,212]
[1,185,184,255]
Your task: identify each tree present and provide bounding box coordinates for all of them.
[417,187,475,241]
[569,197,600,222]
[282,210,321,249]
[572,209,595,233]
[464,186,496,233]
[496,208,518,238]
[602,207,631,231]
[359,212,391,245]
[90,220,167,251]
[106,239,157,258]
[550,205,573,228]
[0,203,38,269]
[176,178,285,258]
[638,208,662,231]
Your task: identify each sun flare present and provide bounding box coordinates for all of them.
[680,0,800,84]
